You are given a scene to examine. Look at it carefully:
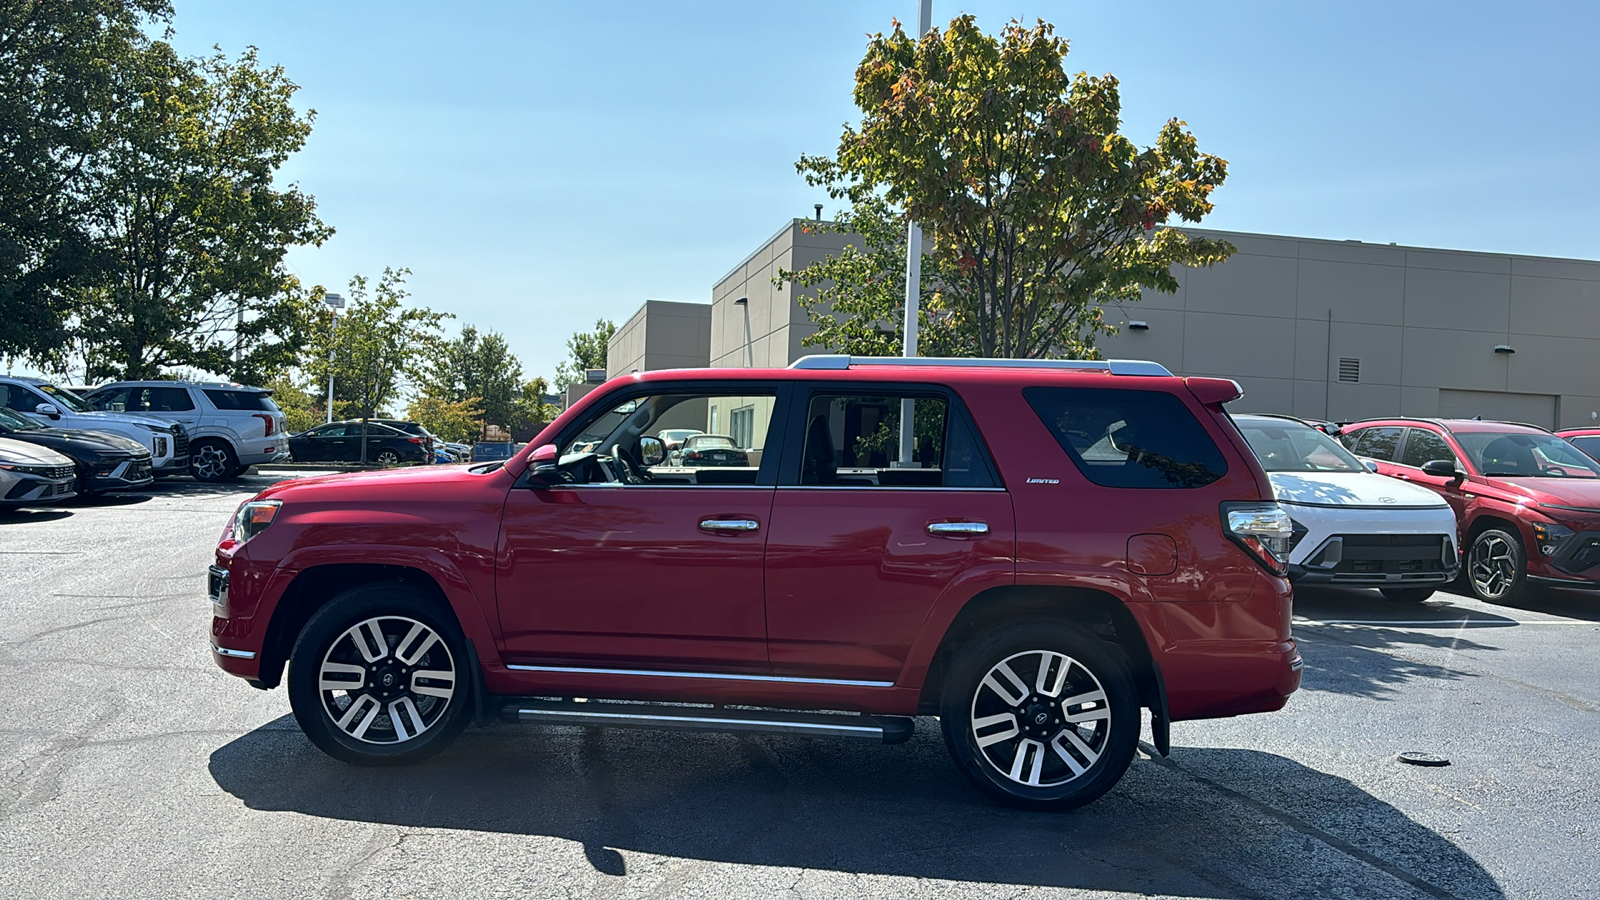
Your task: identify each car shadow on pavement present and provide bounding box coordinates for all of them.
[0,507,74,523]
[209,719,1502,898]
[1291,586,1507,700]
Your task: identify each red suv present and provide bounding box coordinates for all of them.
[1339,418,1600,603]
[210,356,1301,810]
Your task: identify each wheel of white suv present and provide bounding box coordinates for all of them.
[189,440,238,483]
[287,584,472,765]
[373,448,401,466]
[940,620,1140,811]
[1467,528,1527,604]
[1379,587,1435,603]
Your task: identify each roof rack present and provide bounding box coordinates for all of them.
[1341,416,1553,434]
[788,354,1173,377]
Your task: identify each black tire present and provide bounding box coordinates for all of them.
[939,619,1140,811]
[232,464,252,478]
[287,584,472,765]
[1466,527,1528,604]
[372,448,401,466]
[189,440,238,483]
[1379,587,1436,603]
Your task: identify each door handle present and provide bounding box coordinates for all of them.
[927,521,989,537]
[700,518,760,533]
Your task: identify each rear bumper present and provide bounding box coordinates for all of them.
[1161,638,1303,721]
[237,437,291,467]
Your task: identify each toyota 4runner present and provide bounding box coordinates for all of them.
[211,356,1302,810]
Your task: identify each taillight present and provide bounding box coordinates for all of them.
[1221,502,1294,576]
[252,413,274,435]
[407,437,423,444]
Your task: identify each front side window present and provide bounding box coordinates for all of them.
[1400,428,1457,469]
[1236,419,1365,473]
[89,387,131,412]
[1025,387,1226,489]
[557,390,777,486]
[797,392,995,488]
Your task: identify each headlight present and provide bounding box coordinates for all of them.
[231,500,282,543]
[1531,522,1575,556]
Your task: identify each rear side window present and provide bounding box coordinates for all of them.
[798,392,996,488]
[1348,427,1403,461]
[110,386,195,412]
[204,389,278,412]
[1570,436,1600,463]
[1024,387,1227,489]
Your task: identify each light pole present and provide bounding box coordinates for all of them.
[899,0,933,467]
[734,297,754,367]
[323,293,344,424]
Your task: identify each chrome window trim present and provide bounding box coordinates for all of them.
[211,643,257,659]
[505,663,895,688]
[775,485,1007,492]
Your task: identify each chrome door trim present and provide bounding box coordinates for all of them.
[927,521,991,537]
[776,485,1007,492]
[505,663,895,688]
[699,518,760,532]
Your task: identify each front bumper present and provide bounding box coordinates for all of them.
[86,456,155,492]
[1,472,77,505]
[1533,528,1600,580]
[1288,533,1459,586]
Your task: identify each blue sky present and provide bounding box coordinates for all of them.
[162,1,1600,381]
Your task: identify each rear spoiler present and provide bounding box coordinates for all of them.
[1185,377,1244,407]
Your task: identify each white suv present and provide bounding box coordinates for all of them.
[0,376,186,475]
[85,381,290,482]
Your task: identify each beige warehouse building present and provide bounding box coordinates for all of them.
[609,220,1600,431]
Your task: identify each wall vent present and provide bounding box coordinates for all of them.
[1338,358,1360,383]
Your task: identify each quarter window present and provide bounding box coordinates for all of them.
[1024,387,1226,489]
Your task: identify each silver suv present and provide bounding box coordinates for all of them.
[86,382,289,482]
[0,376,186,474]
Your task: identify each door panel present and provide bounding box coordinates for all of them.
[764,489,1015,682]
[497,486,774,670]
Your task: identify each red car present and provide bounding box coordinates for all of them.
[210,356,1301,811]
[1339,418,1600,602]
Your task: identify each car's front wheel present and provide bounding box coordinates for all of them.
[940,620,1140,811]
[1467,528,1527,604]
[287,585,472,765]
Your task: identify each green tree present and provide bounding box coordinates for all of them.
[422,325,523,430]
[794,15,1232,359]
[508,376,560,439]
[0,0,170,361]
[554,318,615,388]
[262,373,319,435]
[404,394,485,444]
[309,268,448,420]
[71,43,332,382]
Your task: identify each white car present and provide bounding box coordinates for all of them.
[1234,415,1459,602]
[1,376,187,475]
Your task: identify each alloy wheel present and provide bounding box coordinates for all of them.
[969,649,1112,788]
[1469,534,1517,599]
[191,444,231,480]
[316,616,456,744]
[374,449,401,466]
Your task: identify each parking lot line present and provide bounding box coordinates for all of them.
[1296,617,1597,627]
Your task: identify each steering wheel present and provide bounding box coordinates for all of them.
[611,449,647,485]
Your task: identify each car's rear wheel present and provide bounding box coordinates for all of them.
[287,585,471,765]
[1379,587,1435,602]
[940,620,1139,811]
[189,440,238,482]
[372,448,401,466]
[1467,528,1527,603]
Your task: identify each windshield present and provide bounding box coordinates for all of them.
[36,383,94,413]
[0,406,44,430]
[1455,432,1600,478]
[1237,419,1366,473]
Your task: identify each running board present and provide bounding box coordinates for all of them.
[500,698,915,744]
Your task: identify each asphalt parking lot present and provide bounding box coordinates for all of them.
[3,473,1598,899]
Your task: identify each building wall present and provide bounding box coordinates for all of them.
[606,299,712,379]
[1096,229,1600,429]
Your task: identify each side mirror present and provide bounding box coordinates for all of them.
[639,436,665,467]
[1363,459,1380,473]
[1422,459,1464,480]
[527,443,559,484]
[35,402,60,419]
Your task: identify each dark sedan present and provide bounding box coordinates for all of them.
[0,405,154,494]
[679,434,749,467]
[287,420,429,465]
